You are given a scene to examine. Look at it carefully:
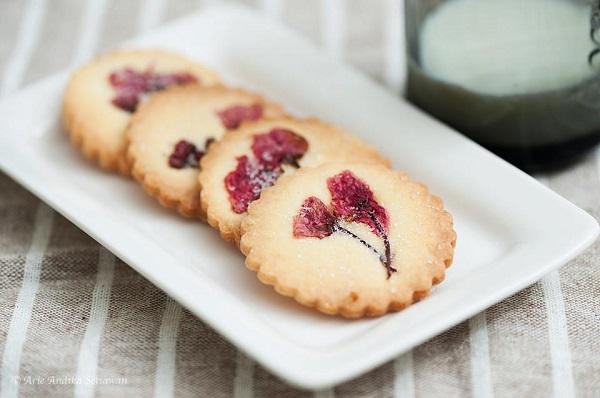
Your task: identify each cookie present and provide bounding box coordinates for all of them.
[62,49,220,175]
[126,85,286,218]
[240,163,456,318]
[199,117,390,243]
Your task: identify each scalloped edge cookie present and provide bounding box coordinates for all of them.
[239,162,456,318]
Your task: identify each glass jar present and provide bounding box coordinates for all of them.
[405,0,600,171]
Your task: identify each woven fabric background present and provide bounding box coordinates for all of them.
[0,0,599,397]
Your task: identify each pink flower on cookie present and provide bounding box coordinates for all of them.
[224,128,309,213]
[293,170,396,277]
[168,138,215,169]
[109,67,197,112]
[328,170,389,237]
[292,196,336,239]
[217,104,264,130]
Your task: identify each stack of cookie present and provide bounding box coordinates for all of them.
[62,49,456,318]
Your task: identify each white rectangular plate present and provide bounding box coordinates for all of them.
[0,5,597,389]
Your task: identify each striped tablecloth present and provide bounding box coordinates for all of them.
[1,1,598,397]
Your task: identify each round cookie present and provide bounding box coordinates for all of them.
[240,163,456,318]
[199,117,390,243]
[62,49,220,175]
[126,85,286,218]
